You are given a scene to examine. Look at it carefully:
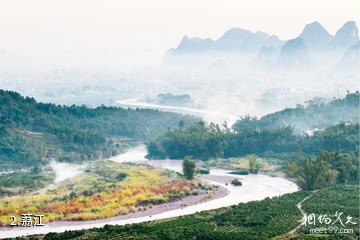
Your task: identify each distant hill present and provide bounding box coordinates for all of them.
[299,21,333,52]
[334,41,360,74]
[150,93,194,107]
[170,36,215,54]
[329,21,359,50]
[277,38,310,66]
[169,28,283,56]
[233,92,360,133]
[166,21,359,72]
[254,46,278,65]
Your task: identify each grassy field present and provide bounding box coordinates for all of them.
[0,161,198,226]
[34,185,358,240]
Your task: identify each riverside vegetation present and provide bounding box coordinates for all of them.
[0,90,196,195]
[0,161,200,226]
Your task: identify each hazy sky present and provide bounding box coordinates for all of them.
[0,0,359,64]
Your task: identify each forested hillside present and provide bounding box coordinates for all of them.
[234,92,359,133]
[0,90,196,169]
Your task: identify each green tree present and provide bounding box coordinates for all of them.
[246,154,258,173]
[183,156,196,180]
[299,157,338,190]
[283,160,300,178]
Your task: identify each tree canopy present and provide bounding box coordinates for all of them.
[182,156,196,180]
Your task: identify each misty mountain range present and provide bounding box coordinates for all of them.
[166,21,359,72]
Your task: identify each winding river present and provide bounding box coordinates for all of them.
[1,145,298,238]
[116,98,239,126]
[1,101,298,238]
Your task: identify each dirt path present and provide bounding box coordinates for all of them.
[273,191,317,240]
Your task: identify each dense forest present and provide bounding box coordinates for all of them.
[147,121,359,160]
[39,185,359,240]
[233,92,359,133]
[0,90,196,169]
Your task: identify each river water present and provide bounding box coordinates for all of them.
[49,161,84,183]
[1,145,298,238]
[116,99,239,126]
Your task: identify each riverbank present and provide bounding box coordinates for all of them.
[0,145,299,239]
[0,184,228,239]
